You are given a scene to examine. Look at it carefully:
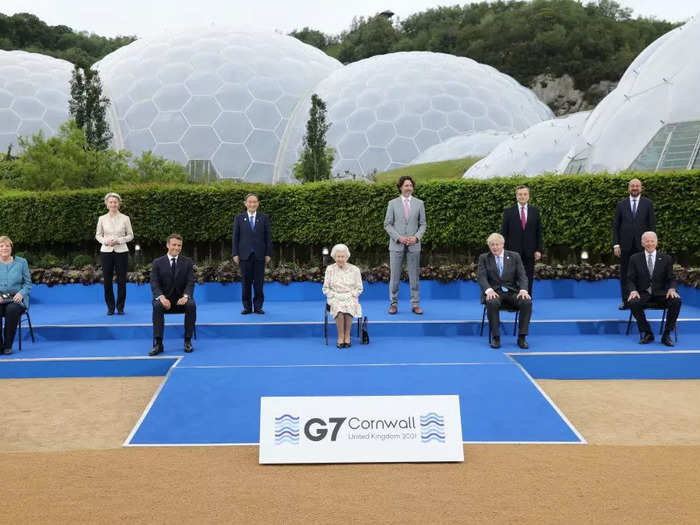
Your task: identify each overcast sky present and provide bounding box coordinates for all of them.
[2,0,697,38]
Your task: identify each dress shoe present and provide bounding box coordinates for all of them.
[254,308,265,314]
[107,309,115,316]
[517,336,529,349]
[184,341,194,353]
[639,332,654,344]
[117,310,125,315]
[2,348,12,355]
[345,342,352,348]
[412,306,423,315]
[490,336,501,349]
[388,304,398,315]
[241,308,252,315]
[618,303,628,310]
[661,333,674,347]
[149,344,164,356]
[336,342,343,349]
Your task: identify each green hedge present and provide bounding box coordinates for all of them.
[1,171,698,259]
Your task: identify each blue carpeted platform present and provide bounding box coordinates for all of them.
[2,280,699,445]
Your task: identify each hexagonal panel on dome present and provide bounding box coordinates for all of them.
[279,51,552,178]
[96,27,341,182]
[0,50,73,152]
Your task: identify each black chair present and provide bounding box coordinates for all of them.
[626,304,678,341]
[323,303,361,345]
[480,304,519,337]
[152,310,197,346]
[17,308,35,352]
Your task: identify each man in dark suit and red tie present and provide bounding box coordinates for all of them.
[477,233,532,350]
[613,178,656,309]
[233,193,272,314]
[501,185,542,296]
[149,234,196,355]
[627,231,681,347]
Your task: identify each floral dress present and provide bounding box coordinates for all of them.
[322,263,363,318]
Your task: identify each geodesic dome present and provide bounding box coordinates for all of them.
[560,12,700,174]
[95,27,341,182]
[409,130,511,165]
[465,111,590,179]
[278,52,553,179]
[0,50,73,154]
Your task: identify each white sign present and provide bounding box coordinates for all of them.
[259,395,463,464]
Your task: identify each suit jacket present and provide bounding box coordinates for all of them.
[612,196,655,253]
[626,251,677,297]
[383,196,427,253]
[501,204,543,257]
[232,212,273,261]
[477,250,528,297]
[150,255,194,300]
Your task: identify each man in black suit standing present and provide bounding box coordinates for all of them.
[627,231,681,347]
[613,178,655,309]
[501,185,542,295]
[149,234,196,356]
[477,233,532,350]
[233,193,272,314]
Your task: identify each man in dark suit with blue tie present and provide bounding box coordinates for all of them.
[477,233,532,349]
[233,193,272,314]
[149,234,196,355]
[627,232,681,347]
[501,185,542,296]
[613,178,655,309]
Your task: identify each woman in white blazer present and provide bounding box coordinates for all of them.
[95,192,134,315]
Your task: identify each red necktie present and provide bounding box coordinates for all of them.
[520,206,526,230]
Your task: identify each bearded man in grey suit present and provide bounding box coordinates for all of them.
[384,175,427,315]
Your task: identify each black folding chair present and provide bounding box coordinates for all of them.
[323,303,361,345]
[480,304,519,337]
[17,308,35,351]
[626,304,678,341]
[153,310,197,346]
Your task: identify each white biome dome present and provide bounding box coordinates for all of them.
[465,111,590,178]
[0,50,73,154]
[278,51,553,179]
[560,12,700,174]
[95,27,341,182]
[409,130,511,165]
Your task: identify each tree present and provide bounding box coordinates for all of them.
[69,65,113,150]
[294,94,333,183]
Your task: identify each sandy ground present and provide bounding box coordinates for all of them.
[538,379,700,445]
[2,377,700,523]
[0,377,162,452]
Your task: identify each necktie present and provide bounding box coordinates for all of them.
[647,253,654,276]
[170,257,177,275]
[249,215,255,231]
[520,206,526,230]
[403,199,410,220]
[632,199,637,216]
[496,256,503,276]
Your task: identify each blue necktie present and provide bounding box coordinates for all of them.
[631,199,637,216]
[249,215,255,231]
[496,256,503,276]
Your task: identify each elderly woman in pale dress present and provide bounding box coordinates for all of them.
[322,244,363,348]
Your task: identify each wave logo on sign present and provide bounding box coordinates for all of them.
[274,414,300,445]
[420,412,445,443]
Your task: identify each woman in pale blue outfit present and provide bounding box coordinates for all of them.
[322,244,363,348]
[0,236,32,354]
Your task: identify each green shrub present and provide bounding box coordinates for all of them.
[1,171,698,260]
[72,254,95,268]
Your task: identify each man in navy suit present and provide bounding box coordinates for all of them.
[233,193,272,314]
[149,234,196,355]
[613,178,655,309]
[627,231,681,347]
[477,233,532,349]
[501,185,543,296]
